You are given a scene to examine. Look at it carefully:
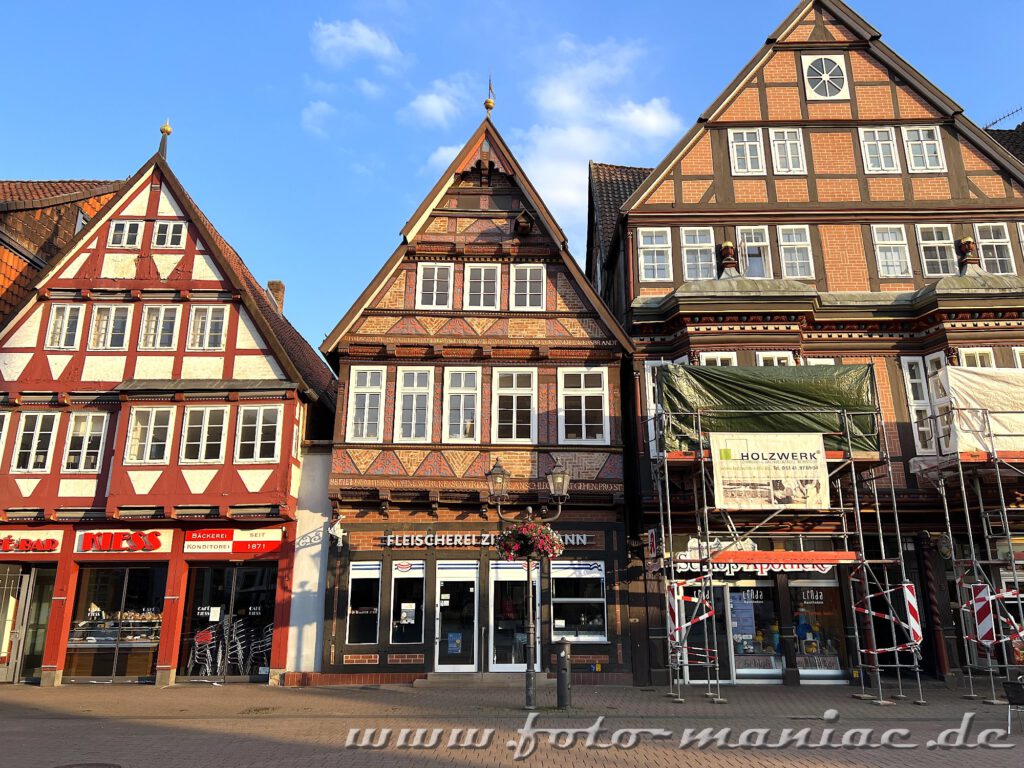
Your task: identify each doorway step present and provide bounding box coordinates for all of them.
[413,672,554,687]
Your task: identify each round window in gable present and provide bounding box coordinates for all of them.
[802,55,849,100]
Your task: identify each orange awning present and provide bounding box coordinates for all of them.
[709,551,859,566]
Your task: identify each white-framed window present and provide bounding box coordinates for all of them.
[394,368,433,443]
[88,305,131,350]
[347,561,382,645]
[900,355,946,454]
[347,366,386,443]
[778,225,814,278]
[463,264,500,310]
[644,359,671,456]
[125,407,175,465]
[11,412,58,473]
[510,264,546,310]
[45,304,83,350]
[187,305,227,351]
[415,263,453,310]
[736,226,772,278]
[638,228,672,282]
[859,127,901,174]
[0,413,9,465]
[107,220,144,249]
[901,126,946,172]
[959,347,995,368]
[235,405,281,463]
[63,412,108,473]
[871,225,912,278]
[976,223,1016,275]
[442,368,480,443]
[152,221,186,248]
[1015,347,1024,369]
[805,357,837,366]
[138,305,180,350]
[558,368,609,445]
[681,227,716,281]
[756,351,795,367]
[492,368,536,443]
[699,351,738,366]
[802,54,849,101]
[390,561,425,644]
[728,128,765,176]
[916,224,957,277]
[180,406,227,463]
[550,561,607,642]
[769,128,806,175]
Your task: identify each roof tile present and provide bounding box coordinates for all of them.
[589,162,652,253]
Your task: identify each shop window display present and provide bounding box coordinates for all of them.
[730,585,784,679]
[790,582,847,678]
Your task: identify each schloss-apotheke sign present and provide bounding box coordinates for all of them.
[382,533,593,548]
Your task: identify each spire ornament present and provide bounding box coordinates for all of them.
[484,76,495,117]
[159,119,172,159]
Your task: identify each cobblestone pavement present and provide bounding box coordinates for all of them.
[1,679,1022,768]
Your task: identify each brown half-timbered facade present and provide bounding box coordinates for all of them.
[589,0,1024,685]
[317,117,634,685]
[0,138,335,686]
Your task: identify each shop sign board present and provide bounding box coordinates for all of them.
[381,533,592,548]
[183,528,284,555]
[709,432,828,510]
[0,530,64,554]
[75,529,174,554]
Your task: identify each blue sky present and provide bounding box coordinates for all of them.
[2,1,1021,348]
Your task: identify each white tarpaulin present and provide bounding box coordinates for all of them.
[944,367,1024,454]
[709,432,829,510]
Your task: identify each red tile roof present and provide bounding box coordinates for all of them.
[589,162,652,253]
[988,123,1024,165]
[0,180,122,209]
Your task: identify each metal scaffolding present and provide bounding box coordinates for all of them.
[650,364,925,705]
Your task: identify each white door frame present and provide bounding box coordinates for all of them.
[488,561,540,672]
[434,561,479,672]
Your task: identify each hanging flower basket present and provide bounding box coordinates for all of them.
[495,521,565,561]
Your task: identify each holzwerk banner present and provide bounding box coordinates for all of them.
[709,433,828,510]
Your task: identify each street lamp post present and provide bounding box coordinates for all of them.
[486,458,571,710]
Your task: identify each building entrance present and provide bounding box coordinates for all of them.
[435,561,478,672]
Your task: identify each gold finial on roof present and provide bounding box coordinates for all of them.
[160,119,173,136]
[484,76,495,117]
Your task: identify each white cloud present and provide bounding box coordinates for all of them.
[426,144,462,172]
[402,77,468,129]
[301,100,337,137]
[304,75,337,95]
[310,19,401,70]
[356,78,384,99]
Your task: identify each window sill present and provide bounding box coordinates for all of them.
[550,637,609,644]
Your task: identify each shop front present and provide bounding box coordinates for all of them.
[0,523,294,686]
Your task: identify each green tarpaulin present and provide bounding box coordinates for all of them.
[657,364,879,453]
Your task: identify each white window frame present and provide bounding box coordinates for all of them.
[699,351,738,366]
[958,347,995,368]
[637,228,673,282]
[680,226,716,281]
[915,224,957,277]
[62,412,109,473]
[858,127,901,174]
[491,368,537,444]
[346,562,382,646]
[106,220,144,249]
[138,305,181,351]
[777,225,815,278]
[728,128,766,176]
[871,224,912,278]
[394,367,434,444]
[415,262,454,310]
[152,221,187,249]
[756,351,796,367]
[550,561,608,643]
[510,264,547,311]
[0,413,9,467]
[976,223,1017,275]
[804,357,837,366]
[87,304,132,351]
[11,411,59,473]
[390,561,425,645]
[462,264,501,311]
[900,356,937,455]
[441,367,481,444]
[1014,347,1024,369]
[234,404,283,464]
[736,225,773,279]
[558,367,610,446]
[346,366,387,444]
[180,406,228,464]
[901,125,946,173]
[801,54,850,101]
[644,360,671,456]
[187,305,228,351]
[769,127,807,175]
[124,406,176,466]
[44,304,83,350]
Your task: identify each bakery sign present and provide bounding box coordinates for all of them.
[382,533,593,548]
[0,530,65,554]
[183,529,283,554]
[75,529,174,554]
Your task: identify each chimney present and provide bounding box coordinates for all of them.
[267,280,285,311]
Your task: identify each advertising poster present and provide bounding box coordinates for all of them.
[710,433,828,510]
